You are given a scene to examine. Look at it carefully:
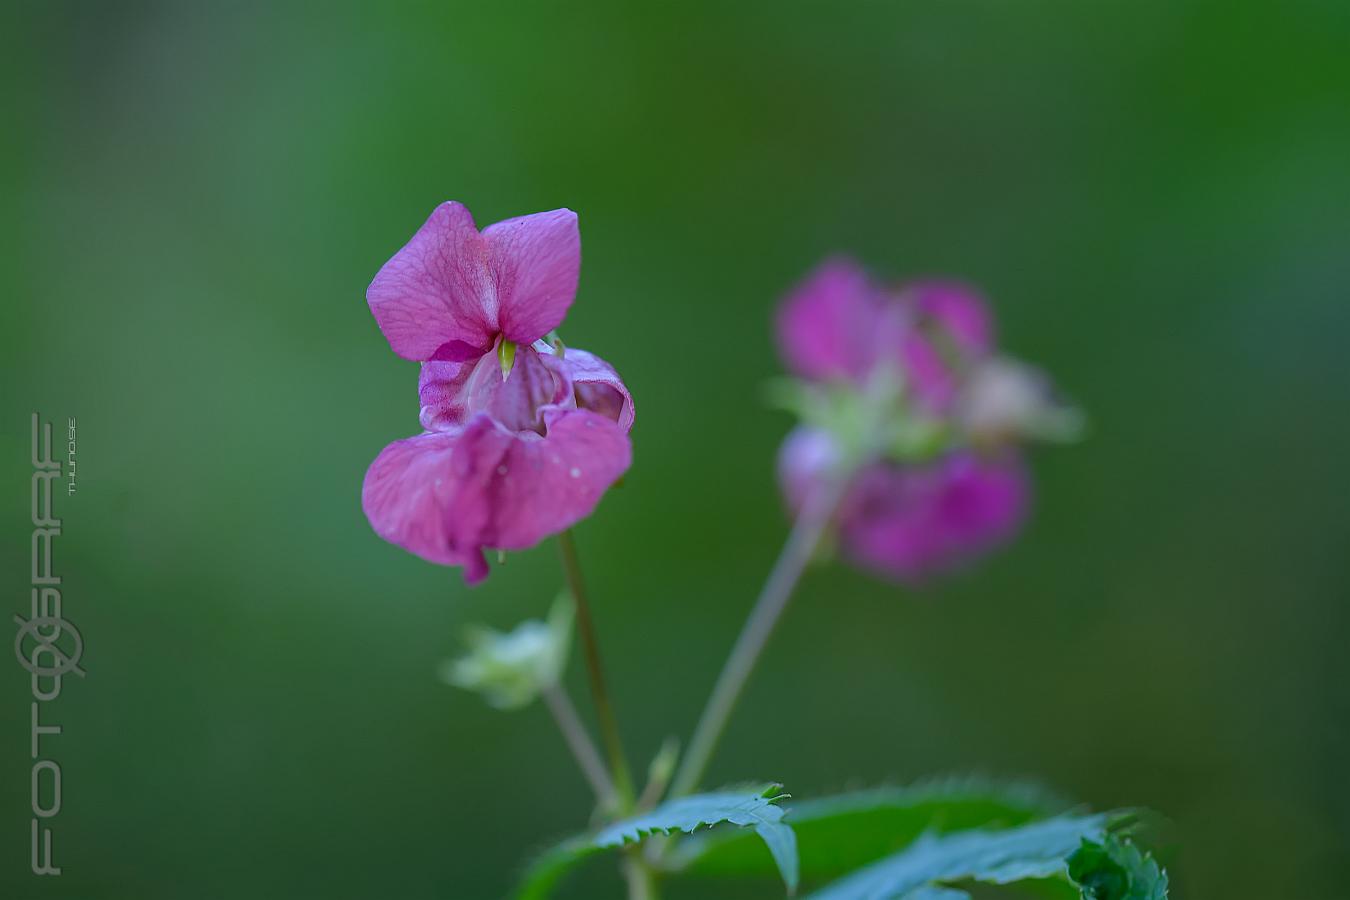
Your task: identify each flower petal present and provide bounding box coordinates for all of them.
[897,282,995,413]
[547,346,636,432]
[484,208,580,345]
[419,344,565,433]
[361,431,492,582]
[472,409,632,549]
[900,330,961,413]
[362,411,631,584]
[417,360,474,431]
[775,257,888,382]
[367,202,497,361]
[905,281,994,356]
[839,451,1028,582]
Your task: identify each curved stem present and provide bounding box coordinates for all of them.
[558,529,636,806]
[541,684,617,807]
[668,473,850,799]
[622,848,661,900]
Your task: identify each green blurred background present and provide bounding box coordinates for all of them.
[3,1,1348,897]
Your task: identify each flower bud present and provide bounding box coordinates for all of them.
[957,357,1084,446]
[440,593,574,710]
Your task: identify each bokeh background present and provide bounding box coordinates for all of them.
[3,1,1348,897]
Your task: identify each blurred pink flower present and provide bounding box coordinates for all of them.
[774,258,1031,581]
[362,203,633,583]
[779,427,1028,582]
[776,257,993,414]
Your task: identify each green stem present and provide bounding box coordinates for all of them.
[623,848,661,900]
[541,684,617,808]
[558,529,637,806]
[668,472,850,800]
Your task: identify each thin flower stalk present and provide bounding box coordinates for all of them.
[541,684,617,808]
[668,466,853,800]
[559,529,637,807]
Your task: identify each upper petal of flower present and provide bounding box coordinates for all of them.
[484,208,580,345]
[896,281,995,413]
[367,203,581,361]
[775,257,889,383]
[367,202,498,361]
[905,281,994,356]
[899,330,961,413]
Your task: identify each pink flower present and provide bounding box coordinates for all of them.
[774,258,1034,581]
[779,427,1028,582]
[776,257,994,413]
[362,203,633,584]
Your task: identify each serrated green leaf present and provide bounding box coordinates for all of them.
[805,813,1109,900]
[597,784,798,892]
[673,776,1064,884]
[509,784,798,899]
[756,818,801,895]
[596,783,786,844]
[1068,835,1169,900]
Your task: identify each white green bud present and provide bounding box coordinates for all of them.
[440,593,574,710]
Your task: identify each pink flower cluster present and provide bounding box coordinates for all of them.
[362,203,633,584]
[775,258,1039,582]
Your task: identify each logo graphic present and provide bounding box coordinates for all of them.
[24,411,79,876]
[14,614,86,679]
